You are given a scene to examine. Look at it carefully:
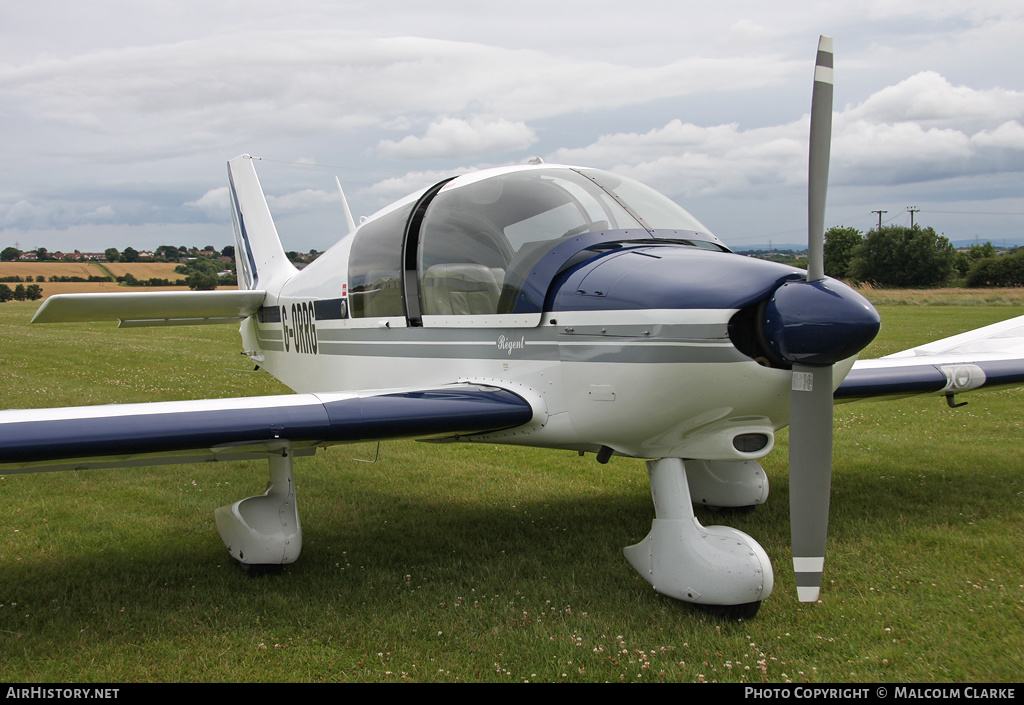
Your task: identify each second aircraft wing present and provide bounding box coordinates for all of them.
[0,384,534,474]
[836,313,1024,402]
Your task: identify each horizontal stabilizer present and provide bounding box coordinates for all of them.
[0,384,533,473]
[31,290,267,327]
[837,313,1024,401]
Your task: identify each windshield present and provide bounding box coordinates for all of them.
[419,168,642,269]
[415,166,722,318]
[574,168,715,235]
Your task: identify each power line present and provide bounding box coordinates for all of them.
[250,156,423,174]
[251,157,407,173]
[924,210,1024,217]
[907,206,920,229]
[871,210,887,230]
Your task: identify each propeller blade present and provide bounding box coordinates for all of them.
[807,35,833,283]
[789,363,834,602]
[788,36,837,603]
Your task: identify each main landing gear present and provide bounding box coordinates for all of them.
[212,447,773,617]
[624,457,774,617]
[214,445,302,570]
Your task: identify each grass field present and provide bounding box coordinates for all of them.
[0,297,1022,683]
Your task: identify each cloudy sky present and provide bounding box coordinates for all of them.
[2,1,1023,255]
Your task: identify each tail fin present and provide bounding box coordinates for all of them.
[227,155,298,291]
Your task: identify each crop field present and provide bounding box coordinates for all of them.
[100,262,184,280]
[0,262,105,281]
[0,298,1022,683]
[0,262,199,298]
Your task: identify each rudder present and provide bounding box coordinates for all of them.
[227,154,297,291]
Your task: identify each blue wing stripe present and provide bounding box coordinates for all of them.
[0,387,531,468]
[834,365,947,399]
[835,358,1024,401]
[321,388,531,441]
[975,359,1024,387]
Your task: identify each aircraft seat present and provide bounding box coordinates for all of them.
[421,263,504,315]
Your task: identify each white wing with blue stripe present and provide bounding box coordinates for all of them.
[836,313,1024,402]
[0,384,535,474]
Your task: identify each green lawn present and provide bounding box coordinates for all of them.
[0,301,1021,682]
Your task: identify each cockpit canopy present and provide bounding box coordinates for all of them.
[347,165,726,323]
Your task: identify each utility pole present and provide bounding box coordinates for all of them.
[907,206,920,229]
[871,210,887,231]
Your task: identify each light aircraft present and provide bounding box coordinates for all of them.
[3,37,1024,618]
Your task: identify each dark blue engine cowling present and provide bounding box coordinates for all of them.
[546,244,804,312]
[540,239,879,368]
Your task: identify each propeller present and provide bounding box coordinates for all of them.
[759,36,879,602]
[788,35,837,603]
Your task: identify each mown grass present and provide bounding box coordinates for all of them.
[853,284,1024,307]
[1,298,1022,683]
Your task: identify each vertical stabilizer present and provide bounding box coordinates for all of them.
[227,155,298,292]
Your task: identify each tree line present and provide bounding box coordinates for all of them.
[823,225,1022,288]
[0,283,43,302]
[1,244,236,263]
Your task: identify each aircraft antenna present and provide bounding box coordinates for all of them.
[336,177,357,234]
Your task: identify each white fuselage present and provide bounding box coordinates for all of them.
[241,232,853,461]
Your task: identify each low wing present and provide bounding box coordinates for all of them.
[31,290,266,327]
[836,313,1024,402]
[0,384,534,474]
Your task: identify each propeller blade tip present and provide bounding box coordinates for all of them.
[797,586,821,602]
[794,556,825,601]
[815,37,834,85]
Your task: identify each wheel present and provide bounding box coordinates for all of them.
[701,601,762,620]
[703,504,756,515]
[237,562,284,577]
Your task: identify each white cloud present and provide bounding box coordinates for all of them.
[833,74,1024,184]
[185,186,230,216]
[185,184,337,219]
[3,199,49,228]
[863,0,1024,23]
[971,120,1024,149]
[377,117,537,159]
[549,68,1024,201]
[85,205,115,220]
[362,167,476,209]
[0,30,798,165]
[833,121,974,184]
[2,3,1023,249]
[552,118,807,198]
[845,71,1024,127]
[266,189,338,213]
